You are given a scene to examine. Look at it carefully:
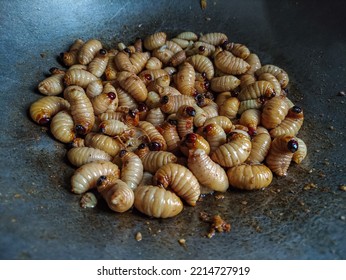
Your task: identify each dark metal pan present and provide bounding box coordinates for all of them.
[0,0,345,259]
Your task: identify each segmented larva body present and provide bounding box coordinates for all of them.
[135,144,177,174]
[203,123,227,154]
[188,149,229,192]
[166,40,184,54]
[227,163,273,190]
[145,91,161,109]
[191,104,207,127]
[245,53,262,75]
[218,97,240,119]
[146,57,163,70]
[116,86,137,110]
[87,49,109,77]
[145,107,165,127]
[63,86,95,135]
[86,80,103,98]
[138,69,168,86]
[171,38,191,49]
[176,31,198,41]
[255,64,289,89]
[70,137,85,148]
[91,91,117,115]
[191,41,216,57]
[152,45,174,65]
[38,70,65,96]
[176,105,196,139]
[78,39,103,65]
[239,109,261,134]
[104,51,118,80]
[180,133,210,156]
[50,110,75,143]
[175,62,196,96]
[97,177,134,213]
[119,150,143,190]
[64,68,99,88]
[226,42,250,60]
[153,163,200,206]
[214,50,250,75]
[119,74,148,102]
[138,172,154,187]
[292,137,307,164]
[269,106,304,138]
[114,51,136,73]
[170,50,186,67]
[199,32,228,46]
[211,132,252,168]
[84,132,122,157]
[261,95,289,129]
[215,91,232,106]
[60,39,84,67]
[130,52,151,74]
[143,32,167,50]
[201,101,219,120]
[138,121,167,151]
[157,121,181,154]
[71,160,120,194]
[238,81,276,101]
[99,119,130,136]
[238,98,263,115]
[239,74,257,90]
[210,75,241,92]
[203,116,233,134]
[246,133,272,164]
[160,95,196,114]
[265,135,299,176]
[67,146,112,167]
[186,54,214,80]
[134,185,183,218]
[258,72,281,97]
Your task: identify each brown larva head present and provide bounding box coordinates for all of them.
[99,49,107,55]
[185,106,196,117]
[38,116,50,125]
[75,124,87,135]
[144,73,152,82]
[119,149,128,158]
[97,175,107,187]
[168,119,178,126]
[148,141,161,151]
[185,133,198,144]
[248,127,257,137]
[195,93,205,106]
[99,123,106,133]
[287,139,299,153]
[137,102,148,112]
[137,143,147,150]
[201,71,207,79]
[203,123,215,135]
[198,45,206,53]
[107,92,117,100]
[160,95,169,104]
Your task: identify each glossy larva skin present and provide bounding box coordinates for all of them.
[246,133,272,164]
[67,147,112,167]
[153,163,200,206]
[60,39,84,67]
[258,72,281,97]
[119,150,144,190]
[87,49,109,77]
[261,96,289,129]
[64,86,95,135]
[99,119,129,136]
[145,107,165,127]
[134,185,183,218]
[64,68,99,88]
[269,107,304,138]
[78,39,103,65]
[227,163,273,190]
[152,46,174,65]
[138,69,168,86]
[145,57,163,70]
[129,52,150,74]
[190,104,207,127]
[238,81,276,101]
[143,32,167,51]
[218,97,240,119]
[199,32,228,46]
[38,72,65,96]
[186,54,214,80]
[266,135,298,176]
[188,149,228,192]
[171,38,191,49]
[114,51,136,73]
[71,160,120,194]
[98,179,134,213]
[104,51,118,80]
[239,74,257,90]
[86,80,103,98]
[50,110,75,143]
[214,50,250,75]
[116,86,137,110]
[169,50,186,67]
[238,98,263,115]
[226,43,250,60]
[211,132,252,168]
[203,123,227,154]
[119,74,148,102]
[175,62,196,96]
[85,132,122,157]
[160,95,196,114]
[176,105,196,139]
[91,91,117,115]
[210,75,241,92]
[292,137,307,164]
[135,145,177,174]
[239,109,261,131]
[180,133,210,156]
[191,41,216,57]
[255,64,289,89]
[201,102,219,120]
[138,121,167,151]
[30,96,70,125]
[176,31,198,41]
[157,121,181,154]
[245,53,262,75]
[204,116,233,134]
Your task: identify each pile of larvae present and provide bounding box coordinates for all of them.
[29,31,307,218]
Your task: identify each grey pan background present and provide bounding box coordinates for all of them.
[0,0,345,260]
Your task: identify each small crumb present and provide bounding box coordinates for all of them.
[329,126,334,130]
[205,17,211,21]
[303,182,317,190]
[241,200,248,205]
[135,232,142,241]
[214,193,224,200]
[206,214,231,238]
[40,52,46,58]
[337,91,345,96]
[340,216,346,221]
[80,192,97,208]
[178,238,186,246]
[14,194,21,199]
[339,185,346,192]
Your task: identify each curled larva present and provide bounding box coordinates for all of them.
[67,147,112,167]
[152,45,174,65]
[118,73,148,102]
[64,86,95,135]
[269,106,304,138]
[116,86,138,110]
[218,97,240,119]
[171,38,192,49]
[160,95,196,114]
[225,42,250,60]
[169,50,187,67]
[186,54,214,80]
[71,160,120,194]
[143,32,167,50]
[214,50,250,75]
[38,69,65,96]
[135,143,177,174]
[211,132,252,168]
[165,40,183,54]
[210,75,241,92]
[255,64,289,89]
[157,121,181,154]
[199,32,228,46]
[227,163,273,190]
[190,104,207,127]
[146,56,163,70]
[138,121,167,151]
[188,149,229,192]
[203,116,233,134]
[176,105,196,139]
[97,177,134,213]
[202,123,227,154]
[261,95,289,129]
[258,72,281,97]
[50,110,75,143]
[60,39,84,67]
[238,81,276,101]
[245,53,262,75]
[239,74,257,89]
[138,69,168,85]
[145,107,165,127]
[86,80,103,98]
[292,137,307,164]
[239,109,261,134]
[85,132,122,157]
[153,163,200,206]
[246,133,272,164]
[92,91,117,115]
[175,62,196,96]
[215,91,232,106]
[99,119,130,136]
[265,134,299,176]
[130,52,150,74]
[87,49,109,77]
[201,101,219,120]
[134,185,183,218]
[64,68,99,88]
[119,150,144,190]
[78,39,103,65]
[180,133,210,156]
[114,51,136,73]
[30,96,70,125]
[238,98,263,115]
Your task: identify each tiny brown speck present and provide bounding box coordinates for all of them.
[135,232,142,241]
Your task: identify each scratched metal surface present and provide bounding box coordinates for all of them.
[0,0,345,260]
